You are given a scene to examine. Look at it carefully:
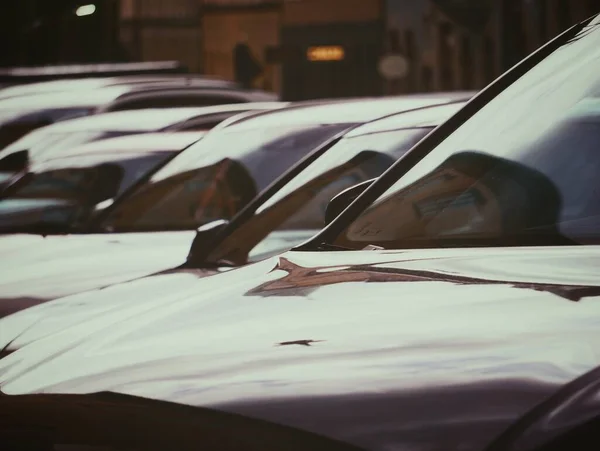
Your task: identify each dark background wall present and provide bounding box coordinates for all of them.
[0,0,125,68]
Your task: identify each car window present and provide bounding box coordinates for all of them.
[0,131,140,181]
[0,152,175,231]
[331,20,600,250]
[107,94,246,111]
[100,124,350,232]
[173,113,244,132]
[175,119,223,131]
[0,108,92,149]
[204,127,432,265]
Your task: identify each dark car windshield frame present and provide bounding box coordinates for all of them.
[296,16,594,252]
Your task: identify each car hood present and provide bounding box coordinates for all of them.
[0,231,204,318]
[1,246,600,450]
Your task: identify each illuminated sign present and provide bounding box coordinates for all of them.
[307,46,345,62]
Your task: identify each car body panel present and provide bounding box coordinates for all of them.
[0,231,198,317]
[1,246,600,450]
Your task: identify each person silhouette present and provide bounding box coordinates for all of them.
[233,32,263,90]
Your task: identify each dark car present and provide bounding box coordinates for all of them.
[0,102,286,188]
[0,80,278,149]
[0,94,468,317]
[0,14,598,451]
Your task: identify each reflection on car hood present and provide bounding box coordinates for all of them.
[1,246,600,450]
[0,231,202,318]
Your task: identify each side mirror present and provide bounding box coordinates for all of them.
[187,219,229,262]
[325,178,375,226]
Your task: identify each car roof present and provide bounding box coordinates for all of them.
[37,131,206,163]
[101,86,279,109]
[0,84,277,115]
[0,76,238,100]
[344,100,470,138]
[28,102,288,134]
[221,93,474,130]
[0,86,134,112]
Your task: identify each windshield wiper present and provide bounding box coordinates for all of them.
[313,242,354,251]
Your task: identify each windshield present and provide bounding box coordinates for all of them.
[0,130,133,176]
[100,123,351,232]
[330,18,600,250]
[203,126,433,265]
[0,152,174,232]
[0,108,93,149]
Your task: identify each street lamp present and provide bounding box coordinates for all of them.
[75,4,96,17]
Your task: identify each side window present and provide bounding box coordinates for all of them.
[110,94,247,111]
[176,113,241,131]
[276,151,396,230]
[108,97,158,111]
[0,108,91,149]
[177,120,223,131]
[190,95,246,106]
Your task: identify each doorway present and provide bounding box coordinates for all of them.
[281,21,384,101]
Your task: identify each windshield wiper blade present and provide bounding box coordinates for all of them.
[314,242,353,251]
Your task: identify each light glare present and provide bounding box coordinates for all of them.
[76,4,96,17]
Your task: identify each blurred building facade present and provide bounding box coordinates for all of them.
[1,0,123,67]
[119,0,386,100]
[5,1,594,98]
[385,0,599,94]
[118,0,598,99]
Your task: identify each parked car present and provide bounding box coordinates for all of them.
[0,74,240,100]
[0,14,598,451]
[0,131,206,236]
[0,81,278,149]
[0,61,188,86]
[0,94,469,317]
[0,102,287,189]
